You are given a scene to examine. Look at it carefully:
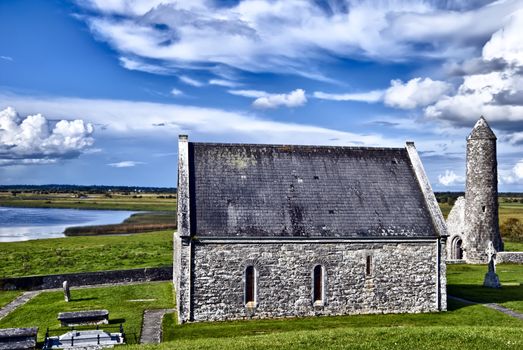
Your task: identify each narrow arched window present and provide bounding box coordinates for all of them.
[245,266,255,305]
[313,265,323,304]
[366,255,372,276]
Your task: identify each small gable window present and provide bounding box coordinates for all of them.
[313,265,324,305]
[366,255,372,276]
[245,266,256,306]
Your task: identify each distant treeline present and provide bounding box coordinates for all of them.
[0,184,177,194]
[435,192,523,206]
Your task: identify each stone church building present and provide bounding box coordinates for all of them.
[174,136,448,323]
[446,117,504,263]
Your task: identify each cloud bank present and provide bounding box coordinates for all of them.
[78,0,522,78]
[0,107,94,166]
[314,77,452,109]
[0,93,400,147]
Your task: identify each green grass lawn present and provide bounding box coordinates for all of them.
[504,241,523,251]
[447,263,523,313]
[0,230,173,278]
[0,291,22,308]
[0,282,174,344]
[151,299,523,350]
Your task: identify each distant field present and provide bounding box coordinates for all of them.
[0,231,173,278]
[0,192,176,211]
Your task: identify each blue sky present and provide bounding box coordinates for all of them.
[1,0,523,190]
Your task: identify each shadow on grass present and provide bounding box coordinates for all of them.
[448,284,523,304]
[109,318,126,325]
[70,297,97,302]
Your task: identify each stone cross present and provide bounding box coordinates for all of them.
[63,281,71,302]
[485,241,497,273]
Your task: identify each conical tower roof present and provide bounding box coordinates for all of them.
[467,116,496,140]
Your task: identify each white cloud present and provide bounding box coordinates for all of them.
[313,90,383,103]
[423,6,523,129]
[313,77,451,109]
[108,160,145,168]
[228,89,267,98]
[0,107,94,166]
[500,160,523,184]
[229,89,307,109]
[170,88,183,96]
[252,89,307,109]
[209,79,241,88]
[384,78,453,109]
[119,57,175,75]
[483,9,523,67]
[79,0,522,78]
[0,92,400,147]
[424,69,523,126]
[179,75,204,87]
[0,56,13,62]
[438,170,465,186]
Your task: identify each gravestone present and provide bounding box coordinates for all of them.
[0,327,38,350]
[63,281,70,302]
[483,241,501,288]
[57,310,109,327]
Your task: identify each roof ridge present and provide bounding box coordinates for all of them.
[190,142,406,151]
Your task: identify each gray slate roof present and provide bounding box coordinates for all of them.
[189,143,437,238]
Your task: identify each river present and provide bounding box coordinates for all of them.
[0,206,136,242]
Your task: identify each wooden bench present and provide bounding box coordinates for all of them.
[0,327,38,350]
[57,310,109,327]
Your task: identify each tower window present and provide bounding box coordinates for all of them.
[313,265,324,305]
[245,266,256,306]
[366,255,372,276]
[482,206,486,213]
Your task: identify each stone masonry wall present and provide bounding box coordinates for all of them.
[497,252,523,264]
[186,240,442,322]
[0,267,172,291]
[464,137,502,263]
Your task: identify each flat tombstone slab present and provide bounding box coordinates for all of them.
[0,327,38,350]
[57,310,109,327]
[45,329,124,349]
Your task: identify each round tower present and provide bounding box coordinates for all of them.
[463,117,503,263]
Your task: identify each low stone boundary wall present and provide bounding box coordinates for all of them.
[497,252,523,264]
[0,267,173,291]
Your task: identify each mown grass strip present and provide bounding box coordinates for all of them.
[447,263,523,313]
[0,282,174,344]
[0,291,22,308]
